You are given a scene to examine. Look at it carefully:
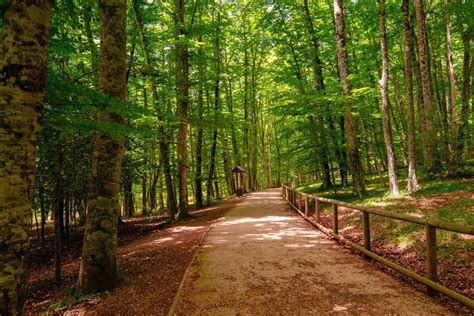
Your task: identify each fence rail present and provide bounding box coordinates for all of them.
[281,185,474,309]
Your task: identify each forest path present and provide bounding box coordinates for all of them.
[171,188,450,315]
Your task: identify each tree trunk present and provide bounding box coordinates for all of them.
[0,1,52,313]
[175,0,190,219]
[195,36,204,208]
[53,160,63,286]
[78,0,127,293]
[333,0,365,196]
[401,0,420,193]
[131,0,177,218]
[123,174,134,217]
[458,28,472,161]
[207,1,222,204]
[142,174,147,214]
[378,0,400,196]
[414,0,440,174]
[444,0,457,163]
[302,0,333,190]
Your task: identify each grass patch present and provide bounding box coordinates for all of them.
[294,168,473,263]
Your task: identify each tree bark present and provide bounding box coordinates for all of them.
[333,0,365,196]
[444,0,457,163]
[458,28,472,161]
[414,0,440,173]
[378,0,400,196]
[195,35,204,208]
[207,1,222,204]
[175,0,190,219]
[0,1,52,313]
[78,0,127,293]
[401,0,420,193]
[302,0,332,190]
[131,0,177,217]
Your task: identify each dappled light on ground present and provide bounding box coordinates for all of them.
[173,189,450,315]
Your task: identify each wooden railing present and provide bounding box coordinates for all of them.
[281,185,474,309]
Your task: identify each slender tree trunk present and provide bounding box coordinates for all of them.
[302,0,333,190]
[414,0,440,173]
[333,0,365,196]
[142,175,147,214]
[444,0,458,163]
[78,0,127,293]
[275,129,282,187]
[222,69,240,166]
[458,29,472,161]
[123,174,134,217]
[53,158,63,286]
[149,170,159,211]
[131,0,177,217]
[378,0,400,196]
[175,0,190,219]
[402,0,420,193]
[207,1,222,204]
[83,0,99,88]
[250,50,258,191]
[195,36,204,208]
[0,1,52,313]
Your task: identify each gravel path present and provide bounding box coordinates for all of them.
[172,188,451,315]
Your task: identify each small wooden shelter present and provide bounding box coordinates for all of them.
[232,166,245,196]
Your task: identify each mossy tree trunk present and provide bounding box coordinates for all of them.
[77,0,127,294]
[0,1,52,314]
[333,0,366,197]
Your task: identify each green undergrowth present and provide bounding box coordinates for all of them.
[295,164,474,265]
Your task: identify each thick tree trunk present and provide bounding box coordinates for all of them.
[78,0,127,294]
[333,0,365,196]
[401,0,420,193]
[414,0,440,173]
[0,1,52,313]
[378,0,400,196]
[175,0,190,219]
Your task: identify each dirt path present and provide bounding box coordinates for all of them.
[172,189,451,315]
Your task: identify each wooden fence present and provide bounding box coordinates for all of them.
[281,185,474,309]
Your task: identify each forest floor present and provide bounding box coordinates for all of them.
[25,198,240,315]
[25,172,473,315]
[297,169,474,313]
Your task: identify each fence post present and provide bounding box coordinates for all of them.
[304,196,308,216]
[333,204,338,235]
[426,225,438,296]
[316,199,321,223]
[362,211,371,260]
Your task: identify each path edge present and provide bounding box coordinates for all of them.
[166,204,235,316]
